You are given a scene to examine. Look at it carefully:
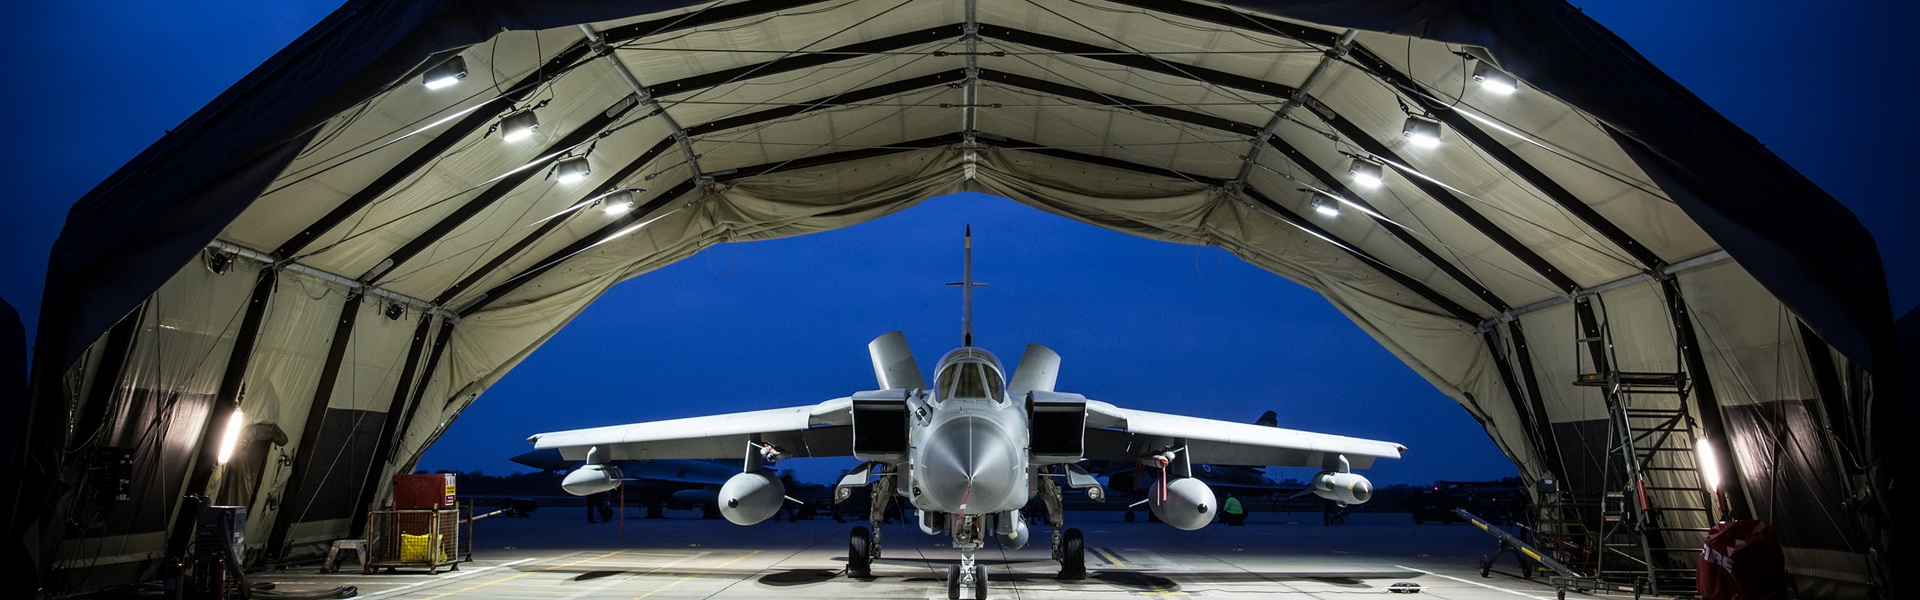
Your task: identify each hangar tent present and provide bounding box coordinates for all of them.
[12,0,1893,597]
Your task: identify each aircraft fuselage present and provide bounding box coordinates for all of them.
[906,349,1029,519]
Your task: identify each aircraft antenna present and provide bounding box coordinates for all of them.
[946,225,988,346]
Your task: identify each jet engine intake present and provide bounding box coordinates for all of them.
[560,464,622,496]
[1310,470,1374,505]
[1148,477,1215,531]
[718,471,786,525]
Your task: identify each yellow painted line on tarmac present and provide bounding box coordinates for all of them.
[635,550,762,598]
[417,550,628,600]
[1093,548,1128,567]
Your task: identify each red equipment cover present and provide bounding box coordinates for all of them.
[392,473,457,509]
[1697,519,1786,600]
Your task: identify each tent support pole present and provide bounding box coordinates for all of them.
[1504,320,1569,483]
[1660,277,1746,518]
[347,315,435,537]
[166,268,276,559]
[264,294,362,564]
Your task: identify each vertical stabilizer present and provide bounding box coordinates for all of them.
[1009,344,1061,396]
[868,330,926,390]
[946,226,987,347]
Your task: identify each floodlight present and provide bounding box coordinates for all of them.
[216,409,245,465]
[1472,61,1518,95]
[555,157,591,184]
[1348,158,1384,189]
[423,56,468,90]
[602,189,638,215]
[1402,115,1442,148]
[501,110,539,143]
[1696,438,1721,492]
[1309,192,1340,217]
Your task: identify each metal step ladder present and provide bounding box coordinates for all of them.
[1570,295,1717,597]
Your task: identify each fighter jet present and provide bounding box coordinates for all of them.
[527,229,1404,600]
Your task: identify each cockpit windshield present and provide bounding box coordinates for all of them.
[937,362,1004,400]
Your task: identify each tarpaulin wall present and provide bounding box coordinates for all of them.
[20,0,1892,597]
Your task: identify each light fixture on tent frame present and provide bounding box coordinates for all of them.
[1306,190,1341,217]
[500,109,540,142]
[216,409,246,465]
[1402,114,1443,149]
[1347,156,1386,189]
[1471,61,1519,95]
[554,156,592,184]
[422,56,468,90]
[598,189,642,215]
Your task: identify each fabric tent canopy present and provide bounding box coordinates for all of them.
[16,0,1892,597]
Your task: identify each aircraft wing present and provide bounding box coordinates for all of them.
[527,398,853,462]
[1080,400,1404,471]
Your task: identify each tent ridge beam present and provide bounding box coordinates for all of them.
[991,135,1222,185]
[583,24,705,183]
[1477,249,1729,331]
[644,24,966,99]
[1236,29,1356,186]
[598,0,849,45]
[977,25,1298,100]
[715,133,964,181]
[210,239,458,323]
[1102,0,1346,49]
[981,69,1262,136]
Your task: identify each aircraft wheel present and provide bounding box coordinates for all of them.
[1124,510,1136,523]
[974,564,988,599]
[1057,528,1086,580]
[846,526,871,578]
[946,564,962,599]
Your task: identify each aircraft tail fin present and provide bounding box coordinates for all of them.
[1009,343,1061,395]
[1255,411,1279,427]
[868,330,926,390]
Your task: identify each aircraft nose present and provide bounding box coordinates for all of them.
[918,416,1021,512]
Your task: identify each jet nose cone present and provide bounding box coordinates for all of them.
[918,416,1021,513]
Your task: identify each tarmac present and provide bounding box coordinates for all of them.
[251,506,1590,600]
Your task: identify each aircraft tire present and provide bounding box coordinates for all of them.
[974,564,988,599]
[847,526,871,578]
[1057,528,1086,580]
[947,564,962,599]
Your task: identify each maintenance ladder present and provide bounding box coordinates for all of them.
[1569,295,1716,597]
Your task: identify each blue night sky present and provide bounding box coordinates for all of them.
[4,1,1914,487]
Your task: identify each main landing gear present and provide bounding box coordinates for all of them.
[1039,474,1087,581]
[1056,528,1085,580]
[847,526,873,578]
[845,472,893,578]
